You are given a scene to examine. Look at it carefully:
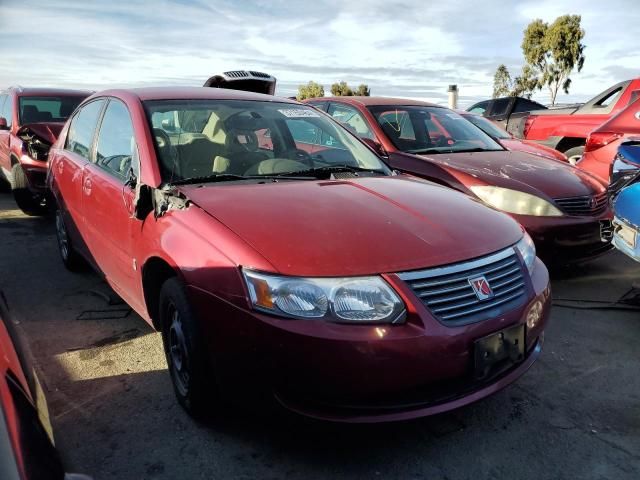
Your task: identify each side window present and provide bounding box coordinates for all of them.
[468,100,490,115]
[95,99,137,180]
[628,90,640,106]
[489,98,510,117]
[65,100,105,160]
[286,119,322,145]
[327,104,374,139]
[0,94,13,127]
[514,99,541,113]
[596,87,623,108]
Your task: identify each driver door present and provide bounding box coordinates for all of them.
[81,98,144,312]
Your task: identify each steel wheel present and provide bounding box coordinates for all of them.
[167,304,190,397]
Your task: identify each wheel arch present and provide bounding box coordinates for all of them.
[141,256,182,331]
[555,137,585,153]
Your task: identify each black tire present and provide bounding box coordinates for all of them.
[11,164,47,216]
[563,146,585,165]
[159,277,218,418]
[54,208,85,271]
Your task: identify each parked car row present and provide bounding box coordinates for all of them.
[0,71,628,432]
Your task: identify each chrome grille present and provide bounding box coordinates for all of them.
[397,248,527,326]
[554,192,608,216]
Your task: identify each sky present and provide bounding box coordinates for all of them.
[0,0,638,107]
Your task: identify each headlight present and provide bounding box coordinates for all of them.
[610,152,640,184]
[515,232,536,275]
[470,186,563,217]
[243,270,406,324]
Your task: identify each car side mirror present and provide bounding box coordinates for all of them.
[360,137,386,157]
[0,117,8,130]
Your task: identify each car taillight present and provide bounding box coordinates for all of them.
[584,132,622,152]
[523,116,534,137]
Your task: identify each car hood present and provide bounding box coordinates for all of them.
[499,138,568,162]
[177,176,523,277]
[415,150,605,198]
[17,122,64,145]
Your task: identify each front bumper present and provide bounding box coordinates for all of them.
[515,211,614,263]
[612,217,640,262]
[187,258,551,423]
[19,154,48,192]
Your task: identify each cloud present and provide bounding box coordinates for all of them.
[0,0,638,107]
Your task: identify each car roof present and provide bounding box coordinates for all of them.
[307,96,442,108]
[7,87,93,97]
[93,86,300,103]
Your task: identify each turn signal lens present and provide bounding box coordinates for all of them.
[526,300,543,329]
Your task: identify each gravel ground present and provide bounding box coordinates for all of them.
[1,192,639,480]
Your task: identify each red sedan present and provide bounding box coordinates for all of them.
[578,98,640,183]
[306,97,613,264]
[459,111,569,163]
[48,87,550,423]
[0,291,93,479]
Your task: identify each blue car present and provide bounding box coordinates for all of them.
[611,141,640,261]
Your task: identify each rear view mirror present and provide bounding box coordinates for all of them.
[360,137,386,157]
[0,117,8,130]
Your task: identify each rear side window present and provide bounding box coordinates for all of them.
[468,100,490,115]
[327,103,374,139]
[489,98,510,117]
[513,98,543,113]
[65,100,105,160]
[95,99,138,180]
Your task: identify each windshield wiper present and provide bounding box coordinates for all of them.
[275,165,386,178]
[169,173,313,185]
[410,147,500,155]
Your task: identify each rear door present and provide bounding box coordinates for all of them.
[81,98,143,311]
[54,99,106,258]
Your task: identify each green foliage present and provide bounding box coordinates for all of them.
[521,14,586,105]
[354,84,371,96]
[512,65,539,99]
[331,81,354,96]
[492,64,512,98]
[296,81,325,100]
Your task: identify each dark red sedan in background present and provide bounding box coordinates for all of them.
[306,97,612,264]
[47,87,550,422]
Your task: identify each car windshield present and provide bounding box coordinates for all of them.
[19,96,86,124]
[368,105,504,154]
[462,114,511,139]
[143,99,390,183]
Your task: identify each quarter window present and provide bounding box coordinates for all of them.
[95,100,137,179]
[65,100,105,160]
[468,100,490,115]
[327,104,374,139]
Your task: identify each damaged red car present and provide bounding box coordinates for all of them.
[48,87,550,422]
[307,97,613,264]
[0,87,90,214]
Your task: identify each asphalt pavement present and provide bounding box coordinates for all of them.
[0,192,639,480]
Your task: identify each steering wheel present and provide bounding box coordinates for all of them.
[285,148,314,168]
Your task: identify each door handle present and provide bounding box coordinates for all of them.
[83,177,92,195]
[57,161,64,174]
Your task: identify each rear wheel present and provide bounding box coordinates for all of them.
[11,164,47,216]
[563,146,585,166]
[54,208,85,271]
[159,277,219,418]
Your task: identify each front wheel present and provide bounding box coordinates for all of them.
[11,164,47,216]
[159,277,219,418]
